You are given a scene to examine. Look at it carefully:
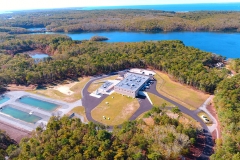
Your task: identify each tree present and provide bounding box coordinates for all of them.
[171,107,181,115]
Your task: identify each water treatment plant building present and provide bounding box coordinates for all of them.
[114,73,150,97]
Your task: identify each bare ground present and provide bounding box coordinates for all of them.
[0,120,31,143]
[7,84,36,91]
[143,117,154,126]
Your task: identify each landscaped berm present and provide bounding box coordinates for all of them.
[91,93,140,126]
[154,70,210,110]
[29,77,90,102]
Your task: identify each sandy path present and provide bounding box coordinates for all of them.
[52,82,78,95]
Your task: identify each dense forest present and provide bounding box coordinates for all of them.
[0,10,240,32]
[211,74,240,160]
[0,9,239,159]
[229,58,240,73]
[0,34,227,93]
[6,105,198,160]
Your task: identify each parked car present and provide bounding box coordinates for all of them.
[201,115,207,119]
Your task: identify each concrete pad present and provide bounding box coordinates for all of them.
[90,93,102,98]
[129,68,156,76]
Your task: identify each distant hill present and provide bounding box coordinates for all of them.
[0,10,239,32]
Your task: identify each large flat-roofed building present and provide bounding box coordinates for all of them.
[114,73,149,97]
[97,81,114,94]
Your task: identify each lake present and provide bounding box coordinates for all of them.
[47,31,240,58]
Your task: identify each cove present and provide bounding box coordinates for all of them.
[59,31,240,59]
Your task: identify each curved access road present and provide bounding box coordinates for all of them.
[82,75,110,124]
[82,74,214,159]
[147,81,214,159]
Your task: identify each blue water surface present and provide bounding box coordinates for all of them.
[62,31,240,58]
[0,96,10,104]
[30,54,49,59]
[80,3,240,11]
[18,96,58,111]
[1,106,41,123]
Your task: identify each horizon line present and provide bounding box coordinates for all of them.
[1,2,240,12]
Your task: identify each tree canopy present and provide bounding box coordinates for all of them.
[7,104,198,160]
[211,74,240,160]
[0,10,240,32]
[0,34,228,93]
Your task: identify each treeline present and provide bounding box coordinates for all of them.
[0,34,70,54]
[0,130,17,159]
[0,10,240,32]
[0,34,228,93]
[211,74,240,160]
[7,105,198,159]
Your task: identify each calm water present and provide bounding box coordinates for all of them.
[61,31,240,58]
[27,28,46,31]
[80,3,240,11]
[30,53,49,59]
[0,96,10,104]
[18,96,58,111]
[0,106,41,123]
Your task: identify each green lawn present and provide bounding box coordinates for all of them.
[68,106,88,123]
[154,70,210,110]
[91,93,140,126]
[147,92,173,107]
[87,75,119,93]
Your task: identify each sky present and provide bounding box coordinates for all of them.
[0,0,240,11]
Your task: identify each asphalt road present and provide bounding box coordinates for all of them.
[82,74,214,159]
[82,75,109,124]
[147,81,214,159]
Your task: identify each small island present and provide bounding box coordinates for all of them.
[90,36,109,41]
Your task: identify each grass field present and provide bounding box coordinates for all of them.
[87,75,119,93]
[91,93,140,126]
[68,106,88,123]
[29,77,90,103]
[147,92,173,107]
[154,70,209,110]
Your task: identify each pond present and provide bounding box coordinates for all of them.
[0,95,10,104]
[17,96,59,111]
[0,105,42,123]
[29,53,49,59]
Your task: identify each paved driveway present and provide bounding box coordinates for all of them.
[81,73,214,159]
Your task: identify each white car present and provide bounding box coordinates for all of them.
[201,115,207,119]
[201,115,210,123]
